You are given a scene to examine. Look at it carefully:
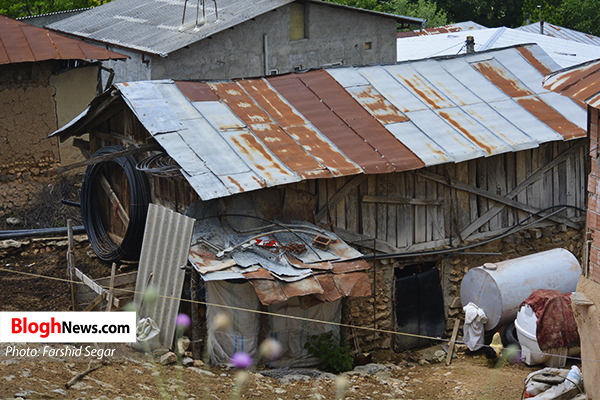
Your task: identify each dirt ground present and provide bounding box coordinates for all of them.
[0,231,585,400]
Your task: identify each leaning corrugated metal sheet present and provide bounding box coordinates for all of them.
[52,44,587,201]
[134,204,195,349]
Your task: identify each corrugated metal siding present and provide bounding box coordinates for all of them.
[0,14,127,64]
[134,204,195,350]
[543,60,600,108]
[518,22,600,47]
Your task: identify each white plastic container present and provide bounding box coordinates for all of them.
[515,303,580,367]
[460,248,580,331]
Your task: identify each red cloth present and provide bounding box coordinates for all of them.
[522,289,580,351]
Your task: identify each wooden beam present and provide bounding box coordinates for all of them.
[84,294,104,311]
[99,173,130,226]
[460,140,586,239]
[91,130,139,146]
[316,175,368,222]
[73,267,119,309]
[416,170,580,230]
[67,220,78,312]
[334,227,401,254]
[106,263,117,312]
[361,195,443,206]
[52,143,161,175]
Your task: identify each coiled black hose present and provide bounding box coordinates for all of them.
[80,146,151,262]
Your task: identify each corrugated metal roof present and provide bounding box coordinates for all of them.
[0,14,128,64]
[518,22,600,47]
[134,203,195,350]
[188,217,371,305]
[397,26,600,68]
[543,59,600,108]
[397,21,487,38]
[47,0,423,57]
[52,44,587,201]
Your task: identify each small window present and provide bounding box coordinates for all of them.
[290,3,306,41]
[270,69,279,75]
[293,65,302,72]
[365,42,373,50]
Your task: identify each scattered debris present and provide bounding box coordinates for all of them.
[65,361,105,389]
[159,352,177,365]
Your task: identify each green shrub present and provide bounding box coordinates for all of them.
[304,332,353,373]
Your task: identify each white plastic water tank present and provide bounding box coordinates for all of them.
[460,248,580,331]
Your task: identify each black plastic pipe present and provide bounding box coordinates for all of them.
[0,226,86,240]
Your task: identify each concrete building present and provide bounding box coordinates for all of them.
[46,0,424,83]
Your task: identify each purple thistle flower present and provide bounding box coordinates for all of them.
[175,313,191,329]
[230,352,252,369]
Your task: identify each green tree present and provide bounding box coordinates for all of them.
[0,0,108,18]
[558,0,600,35]
[521,0,562,26]
[389,0,447,28]
[436,0,525,28]
[325,0,447,28]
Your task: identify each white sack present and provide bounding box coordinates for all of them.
[463,302,488,351]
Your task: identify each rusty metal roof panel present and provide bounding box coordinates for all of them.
[459,103,538,151]
[134,204,195,350]
[236,79,363,177]
[0,14,127,64]
[386,121,452,165]
[397,60,482,106]
[537,92,587,130]
[514,96,586,140]
[267,74,395,174]
[436,107,514,156]
[191,100,301,188]
[518,21,600,47]
[440,58,512,103]
[356,65,429,112]
[543,60,600,105]
[294,70,424,172]
[470,58,537,98]
[488,99,564,144]
[405,109,486,162]
[208,82,333,179]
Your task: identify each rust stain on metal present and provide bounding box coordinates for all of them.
[175,81,219,101]
[238,79,306,127]
[516,46,553,76]
[211,81,332,179]
[268,73,395,174]
[516,97,586,139]
[227,133,278,182]
[312,274,342,302]
[227,176,244,192]
[472,61,535,98]
[242,267,275,280]
[332,271,372,297]
[398,76,451,109]
[438,111,493,154]
[330,259,371,274]
[350,85,409,124]
[249,279,286,305]
[295,70,425,172]
[280,275,323,298]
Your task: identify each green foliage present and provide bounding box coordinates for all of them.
[557,0,600,36]
[436,0,526,28]
[304,332,354,374]
[522,0,562,26]
[0,0,111,19]
[389,0,447,28]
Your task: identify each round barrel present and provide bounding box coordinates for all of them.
[460,248,581,331]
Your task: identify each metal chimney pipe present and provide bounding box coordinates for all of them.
[537,5,543,34]
[526,12,530,25]
[466,36,475,54]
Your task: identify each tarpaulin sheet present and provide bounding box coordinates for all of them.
[522,289,580,351]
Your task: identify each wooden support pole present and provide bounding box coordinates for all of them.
[446,318,461,366]
[106,262,117,312]
[67,219,78,311]
[100,174,130,226]
[190,268,202,360]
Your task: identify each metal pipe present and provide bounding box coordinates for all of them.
[0,226,86,240]
[264,34,269,76]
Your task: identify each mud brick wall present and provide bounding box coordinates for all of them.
[0,62,61,214]
[588,106,600,282]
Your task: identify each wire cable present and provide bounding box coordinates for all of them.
[80,145,151,262]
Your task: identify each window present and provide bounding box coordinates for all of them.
[290,3,306,41]
[365,42,373,50]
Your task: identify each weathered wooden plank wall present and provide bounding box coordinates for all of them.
[314,140,588,252]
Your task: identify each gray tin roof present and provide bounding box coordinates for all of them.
[47,0,424,56]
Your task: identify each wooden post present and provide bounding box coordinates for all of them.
[190,268,202,360]
[106,262,117,312]
[446,318,461,366]
[67,219,78,311]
